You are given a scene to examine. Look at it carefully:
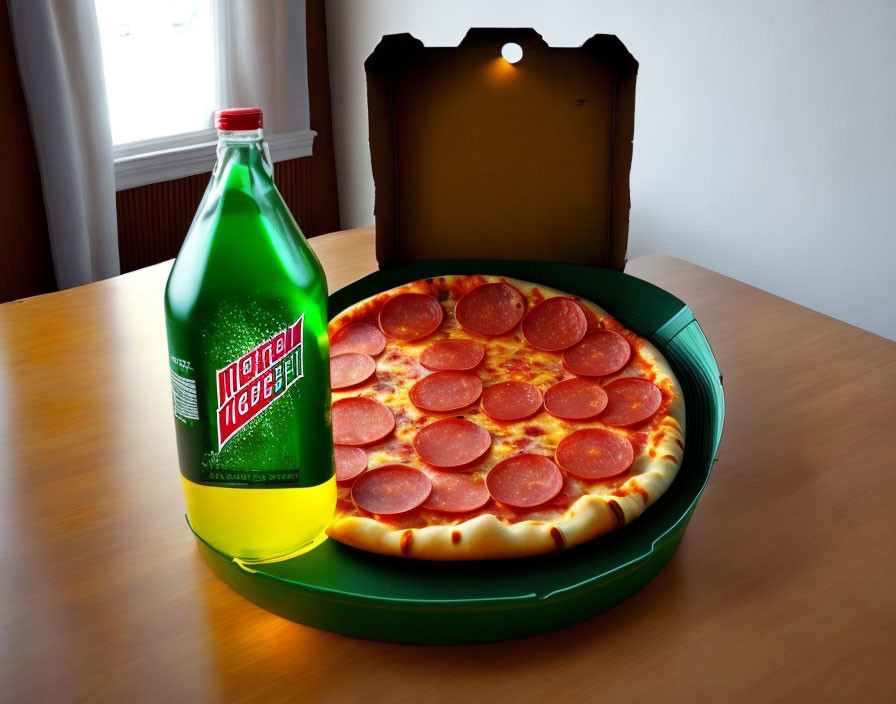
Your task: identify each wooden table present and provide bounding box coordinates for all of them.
[1,227,894,702]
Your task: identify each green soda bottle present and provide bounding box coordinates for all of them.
[164,107,335,560]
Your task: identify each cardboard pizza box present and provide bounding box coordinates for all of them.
[192,28,724,645]
[365,28,638,271]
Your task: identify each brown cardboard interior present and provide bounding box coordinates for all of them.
[366,28,638,271]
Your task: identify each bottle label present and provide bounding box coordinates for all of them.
[170,368,199,421]
[215,315,304,449]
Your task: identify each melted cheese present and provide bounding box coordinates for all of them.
[330,276,677,528]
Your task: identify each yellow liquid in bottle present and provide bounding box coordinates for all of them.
[181,475,336,560]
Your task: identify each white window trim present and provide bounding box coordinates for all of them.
[113,128,316,191]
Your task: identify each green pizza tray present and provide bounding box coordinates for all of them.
[194,260,724,644]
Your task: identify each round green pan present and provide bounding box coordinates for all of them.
[194,260,725,644]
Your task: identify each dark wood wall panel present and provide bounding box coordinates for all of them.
[0,0,57,302]
[116,156,334,273]
[276,156,313,236]
[115,0,339,274]
[303,0,340,239]
[115,173,207,274]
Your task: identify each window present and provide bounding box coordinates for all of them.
[93,1,314,190]
[95,0,216,145]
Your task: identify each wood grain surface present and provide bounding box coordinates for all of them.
[1,227,893,703]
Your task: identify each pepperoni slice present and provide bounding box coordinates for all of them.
[543,378,609,420]
[571,299,602,331]
[455,282,526,336]
[330,323,386,356]
[413,418,491,468]
[351,465,431,515]
[423,472,491,513]
[331,397,395,445]
[378,293,443,340]
[420,339,486,371]
[485,454,563,509]
[334,445,368,483]
[600,377,663,426]
[562,330,631,377]
[330,352,376,390]
[521,297,587,351]
[555,429,634,480]
[480,381,543,421]
[409,371,483,413]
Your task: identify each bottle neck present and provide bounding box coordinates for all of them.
[214,129,273,181]
[218,128,264,145]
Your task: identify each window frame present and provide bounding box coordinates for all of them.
[105,3,315,191]
[112,128,316,191]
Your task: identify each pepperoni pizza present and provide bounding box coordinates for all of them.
[326,275,685,560]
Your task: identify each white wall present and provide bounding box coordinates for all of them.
[326,0,896,340]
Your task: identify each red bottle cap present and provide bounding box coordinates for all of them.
[215,108,263,131]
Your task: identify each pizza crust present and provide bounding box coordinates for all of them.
[326,275,685,560]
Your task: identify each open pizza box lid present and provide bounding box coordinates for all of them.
[366,28,638,271]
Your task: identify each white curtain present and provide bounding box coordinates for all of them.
[220,0,310,136]
[7,0,119,289]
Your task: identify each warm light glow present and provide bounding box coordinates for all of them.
[485,57,517,83]
[501,42,523,64]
